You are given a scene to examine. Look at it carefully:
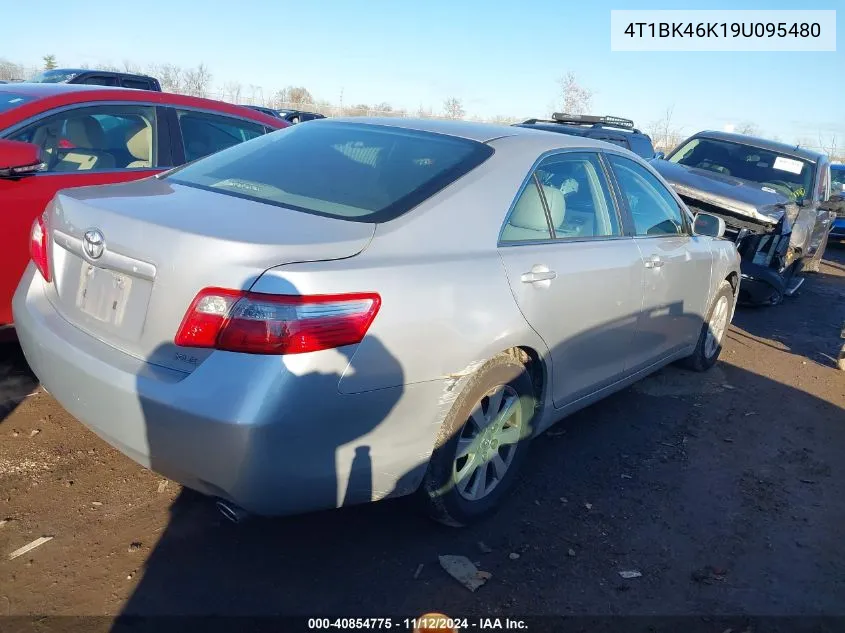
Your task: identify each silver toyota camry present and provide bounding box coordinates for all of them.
[13,118,740,526]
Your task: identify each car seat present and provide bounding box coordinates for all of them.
[53,116,116,171]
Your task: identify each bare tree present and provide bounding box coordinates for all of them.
[270,86,314,108]
[735,121,761,136]
[183,64,212,98]
[557,72,592,115]
[818,134,839,159]
[0,58,31,81]
[417,104,434,119]
[224,81,243,103]
[375,102,393,114]
[443,97,465,120]
[647,106,682,154]
[42,55,57,70]
[150,64,185,93]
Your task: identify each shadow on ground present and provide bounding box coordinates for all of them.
[0,341,38,424]
[109,284,845,620]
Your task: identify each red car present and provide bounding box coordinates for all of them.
[0,83,287,337]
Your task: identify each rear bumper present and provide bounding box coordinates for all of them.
[13,265,444,516]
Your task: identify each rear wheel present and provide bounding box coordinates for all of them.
[420,354,536,527]
[681,281,734,372]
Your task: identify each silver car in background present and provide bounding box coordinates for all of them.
[14,119,740,526]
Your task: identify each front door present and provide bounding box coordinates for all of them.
[605,153,713,371]
[497,151,645,407]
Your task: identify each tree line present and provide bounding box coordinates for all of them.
[2,56,840,159]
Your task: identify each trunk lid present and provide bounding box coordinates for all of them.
[45,177,375,373]
[653,160,794,224]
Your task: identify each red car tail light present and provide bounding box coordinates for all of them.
[174,288,381,355]
[29,213,51,282]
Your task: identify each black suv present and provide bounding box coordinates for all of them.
[242,106,325,124]
[28,69,161,91]
[516,113,657,160]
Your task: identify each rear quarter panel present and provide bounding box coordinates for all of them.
[250,140,551,394]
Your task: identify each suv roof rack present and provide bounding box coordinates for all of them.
[521,113,640,133]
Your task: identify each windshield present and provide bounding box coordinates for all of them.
[168,122,494,223]
[668,137,815,203]
[29,69,81,83]
[0,92,34,114]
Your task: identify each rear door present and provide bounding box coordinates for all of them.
[497,150,644,407]
[170,108,267,164]
[0,102,167,325]
[605,152,712,370]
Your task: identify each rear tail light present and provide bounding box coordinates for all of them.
[174,288,381,355]
[29,213,51,282]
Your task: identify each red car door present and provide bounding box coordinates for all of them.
[0,169,161,326]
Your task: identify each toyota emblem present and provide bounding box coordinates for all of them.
[83,228,105,260]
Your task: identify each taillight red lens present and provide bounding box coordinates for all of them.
[174,288,381,355]
[29,214,51,282]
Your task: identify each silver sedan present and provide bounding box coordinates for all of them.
[13,118,740,526]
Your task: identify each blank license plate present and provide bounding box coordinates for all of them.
[75,264,133,325]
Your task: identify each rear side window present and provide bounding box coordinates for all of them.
[177,110,266,162]
[591,133,630,151]
[122,78,153,90]
[168,122,495,223]
[80,75,118,86]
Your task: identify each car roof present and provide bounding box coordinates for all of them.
[322,117,626,156]
[0,83,286,129]
[693,130,826,162]
[327,116,602,143]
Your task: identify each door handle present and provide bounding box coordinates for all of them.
[521,267,557,283]
[644,255,665,269]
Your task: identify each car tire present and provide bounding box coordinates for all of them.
[680,280,734,372]
[420,352,536,527]
[802,230,829,273]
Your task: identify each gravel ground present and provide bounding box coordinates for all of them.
[0,247,843,623]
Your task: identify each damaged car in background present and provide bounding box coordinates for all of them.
[652,132,839,305]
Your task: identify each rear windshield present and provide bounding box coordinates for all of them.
[167,122,494,223]
[0,92,34,113]
[29,70,81,83]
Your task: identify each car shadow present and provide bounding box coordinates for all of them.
[104,295,733,621]
[100,289,845,622]
[0,340,38,424]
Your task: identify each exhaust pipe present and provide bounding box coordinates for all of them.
[216,499,249,524]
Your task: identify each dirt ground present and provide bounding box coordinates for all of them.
[0,248,843,622]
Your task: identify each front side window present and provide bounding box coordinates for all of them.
[668,136,815,203]
[168,122,494,223]
[8,104,157,172]
[177,110,266,163]
[608,154,686,237]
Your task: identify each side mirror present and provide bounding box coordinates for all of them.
[0,139,45,179]
[693,212,726,238]
[653,151,665,160]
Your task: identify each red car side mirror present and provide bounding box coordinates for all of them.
[0,139,45,178]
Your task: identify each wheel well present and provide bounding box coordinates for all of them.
[502,346,545,407]
[726,272,739,294]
